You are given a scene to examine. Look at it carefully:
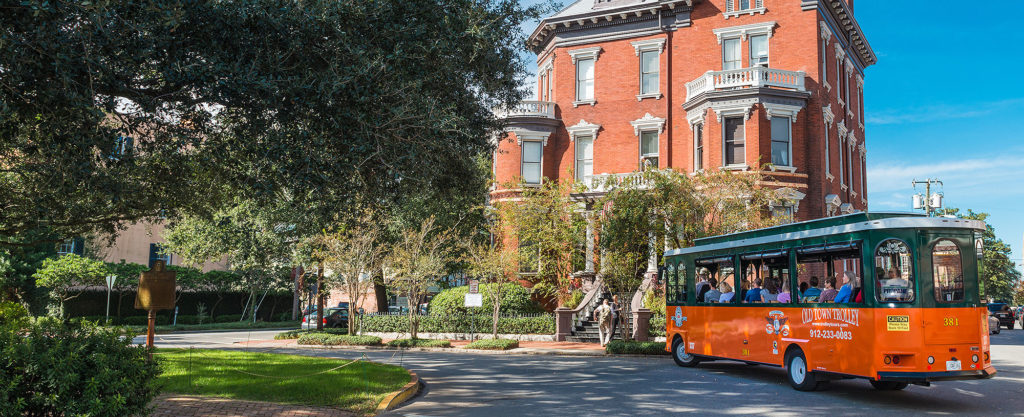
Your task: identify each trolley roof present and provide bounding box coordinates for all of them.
[664,212,986,257]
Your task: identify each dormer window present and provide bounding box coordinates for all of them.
[724,0,766,19]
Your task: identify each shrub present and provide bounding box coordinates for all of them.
[563,290,584,310]
[428,283,542,317]
[643,289,665,315]
[386,339,452,348]
[216,314,243,323]
[464,338,519,350]
[275,311,294,322]
[296,333,381,346]
[360,313,555,335]
[649,316,666,338]
[274,328,347,340]
[0,301,30,330]
[0,318,160,416]
[174,314,199,325]
[605,340,668,355]
[119,315,170,326]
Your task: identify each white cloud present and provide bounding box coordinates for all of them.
[867,98,1024,125]
[868,155,1024,210]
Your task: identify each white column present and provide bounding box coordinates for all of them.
[585,211,595,274]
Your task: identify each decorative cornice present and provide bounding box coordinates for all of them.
[833,42,847,61]
[568,46,602,64]
[630,38,666,56]
[527,1,695,52]
[686,107,707,127]
[819,21,832,43]
[856,74,864,88]
[511,129,551,147]
[837,119,848,137]
[712,21,776,44]
[858,142,866,154]
[822,104,834,125]
[538,55,554,74]
[630,113,666,136]
[711,98,757,122]
[844,58,854,75]
[763,102,804,123]
[567,119,601,140]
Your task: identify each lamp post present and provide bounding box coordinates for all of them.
[104,274,117,321]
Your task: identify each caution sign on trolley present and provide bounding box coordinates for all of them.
[886,315,910,331]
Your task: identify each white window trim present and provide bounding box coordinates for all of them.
[721,36,743,71]
[764,103,802,171]
[712,21,776,44]
[638,129,660,169]
[847,132,856,191]
[768,116,795,172]
[859,149,867,204]
[772,187,806,215]
[574,135,594,183]
[844,59,854,117]
[822,104,835,182]
[632,39,665,101]
[820,21,832,92]
[519,136,546,186]
[721,115,747,169]
[856,74,865,129]
[567,119,601,141]
[836,121,846,187]
[724,0,766,19]
[834,43,847,108]
[693,122,704,173]
[570,47,602,107]
[630,113,666,136]
[748,33,770,68]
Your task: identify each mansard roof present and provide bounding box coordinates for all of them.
[528,0,696,52]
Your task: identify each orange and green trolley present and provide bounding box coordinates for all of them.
[663,212,996,391]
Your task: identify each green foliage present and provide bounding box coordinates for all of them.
[361,314,555,335]
[386,339,452,348]
[563,290,584,310]
[944,209,1022,302]
[274,329,347,340]
[649,316,666,338]
[0,319,160,416]
[464,338,519,350]
[33,254,108,315]
[0,301,30,330]
[296,333,382,346]
[643,290,666,316]
[605,340,669,355]
[216,314,243,323]
[429,283,541,316]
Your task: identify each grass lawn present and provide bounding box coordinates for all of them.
[157,349,410,414]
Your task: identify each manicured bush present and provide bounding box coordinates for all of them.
[0,301,30,329]
[173,314,200,325]
[296,333,381,346]
[464,338,519,350]
[0,318,160,416]
[361,313,555,335]
[386,339,452,348]
[274,328,347,340]
[216,314,243,323]
[276,311,294,322]
[428,283,542,316]
[605,340,668,355]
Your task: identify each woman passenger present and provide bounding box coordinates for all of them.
[834,271,855,303]
[819,276,838,302]
[761,279,779,303]
[719,280,735,303]
[777,281,792,303]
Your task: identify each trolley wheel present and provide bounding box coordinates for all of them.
[672,338,700,368]
[870,380,909,391]
[784,349,824,391]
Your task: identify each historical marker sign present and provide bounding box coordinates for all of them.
[464,293,483,307]
[469,280,479,294]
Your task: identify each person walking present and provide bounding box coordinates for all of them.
[609,294,621,341]
[594,298,613,347]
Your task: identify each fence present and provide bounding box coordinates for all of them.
[360,311,554,335]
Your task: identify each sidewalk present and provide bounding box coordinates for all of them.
[151,395,353,417]
[235,338,610,356]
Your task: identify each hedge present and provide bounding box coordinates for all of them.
[361,313,554,335]
[386,339,452,348]
[649,316,666,338]
[275,329,346,340]
[0,318,160,416]
[428,283,543,316]
[216,314,243,323]
[605,340,669,355]
[464,339,519,350]
[296,333,381,346]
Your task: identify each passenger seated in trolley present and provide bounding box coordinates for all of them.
[819,276,838,302]
[703,277,721,303]
[761,279,779,303]
[802,276,822,301]
[696,270,712,302]
[834,271,856,303]
[719,279,735,303]
[777,281,792,303]
[744,278,763,303]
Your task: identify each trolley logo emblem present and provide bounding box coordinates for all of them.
[765,310,790,337]
[673,307,686,327]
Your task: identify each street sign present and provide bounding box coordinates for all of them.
[464,293,483,307]
[469,280,479,294]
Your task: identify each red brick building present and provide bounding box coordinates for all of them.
[493,0,875,221]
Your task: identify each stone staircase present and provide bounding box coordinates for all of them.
[564,291,633,344]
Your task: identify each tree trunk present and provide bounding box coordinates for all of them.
[492,293,500,339]
[316,263,325,331]
[292,270,301,320]
[373,268,388,312]
[407,293,418,339]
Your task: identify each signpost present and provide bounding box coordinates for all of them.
[135,260,177,350]
[464,280,481,340]
[104,274,117,321]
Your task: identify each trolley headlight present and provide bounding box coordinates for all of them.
[892,355,900,365]
[883,355,892,365]
[927,356,935,364]
[985,352,990,362]
[972,354,979,363]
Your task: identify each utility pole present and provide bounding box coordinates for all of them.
[912,178,943,217]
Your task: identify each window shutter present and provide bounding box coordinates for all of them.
[755,0,763,8]
[726,0,734,12]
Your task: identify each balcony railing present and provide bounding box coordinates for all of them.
[496,100,556,119]
[685,67,806,102]
[581,171,655,193]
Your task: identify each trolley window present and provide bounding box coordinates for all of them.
[875,239,915,303]
[795,241,863,304]
[667,259,688,304]
[695,256,735,303]
[932,239,964,303]
[740,250,790,303]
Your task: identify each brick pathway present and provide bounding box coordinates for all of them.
[152,395,354,417]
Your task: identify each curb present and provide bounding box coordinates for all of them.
[289,343,672,358]
[376,370,420,413]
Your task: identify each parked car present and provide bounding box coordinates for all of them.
[989,312,1001,335]
[987,303,1014,329]
[301,305,349,330]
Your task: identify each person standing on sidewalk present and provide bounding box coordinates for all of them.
[594,298,613,347]
[609,295,621,341]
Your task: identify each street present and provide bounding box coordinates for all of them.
[145,329,1024,416]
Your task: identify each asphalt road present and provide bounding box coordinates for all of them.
[143,329,1024,416]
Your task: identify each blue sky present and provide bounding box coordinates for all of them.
[516,1,1024,268]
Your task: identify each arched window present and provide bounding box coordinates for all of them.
[874,239,915,303]
[932,240,964,303]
